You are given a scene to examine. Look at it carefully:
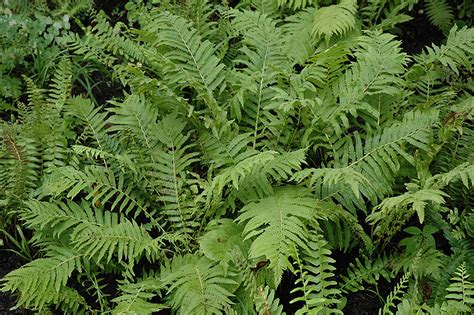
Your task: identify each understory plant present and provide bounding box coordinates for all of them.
[0,0,473,314]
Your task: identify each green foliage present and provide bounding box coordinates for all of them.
[0,0,473,314]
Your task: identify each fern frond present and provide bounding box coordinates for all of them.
[340,255,395,293]
[312,0,357,42]
[237,187,318,283]
[445,262,474,307]
[162,255,236,314]
[21,200,160,263]
[255,286,285,315]
[198,131,254,169]
[64,12,145,66]
[1,247,84,310]
[148,114,200,236]
[229,9,290,146]
[368,187,447,237]
[379,272,411,315]
[41,166,152,219]
[66,96,109,154]
[113,276,164,314]
[277,0,315,10]
[424,26,474,75]
[282,8,317,65]
[143,11,225,120]
[290,233,342,314]
[210,149,306,208]
[425,0,454,33]
[108,93,159,152]
[47,58,72,111]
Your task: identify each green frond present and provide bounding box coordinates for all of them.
[312,0,357,42]
[312,31,407,136]
[148,114,200,235]
[210,149,306,208]
[290,233,342,314]
[142,11,225,120]
[427,163,474,190]
[113,276,164,314]
[254,286,285,315]
[277,0,315,10]
[237,187,318,283]
[309,110,438,214]
[229,9,290,146]
[1,247,84,310]
[379,272,411,315]
[368,187,447,237]
[282,8,317,65]
[162,255,236,314]
[0,128,40,199]
[425,0,454,33]
[424,25,474,75]
[66,96,109,154]
[198,131,254,169]
[47,58,72,111]
[340,255,395,293]
[64,12,145,66]
[21,200,160,263]
[41,166,152,219]
[445,262,474,308]
[108,94,159,151]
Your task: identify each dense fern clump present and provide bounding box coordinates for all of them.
[0,0,473,314]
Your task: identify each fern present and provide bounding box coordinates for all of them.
[254,286,285,315]
[148,114,200,237]
[312,0,357,42]
[277,0,315,10]
[282,8,317,65]
[236,187,318,283]
[112,274,164,314]
[20,200,160,263]
[379,272,411,315]
[290,233,342,314]
[41,166,152,220]
[1,247,84,310]
[425,0,454,33]
[340,255,395,293]
[424,25,474,75]
[229,9,290,147]
[142,11,226,121]
[162,255,236,314]
[445,262,474,308]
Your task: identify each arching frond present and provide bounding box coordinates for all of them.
[1,247,84,310]
[423,26,474,75]
[290,233,342,314]
[21,200,160,263]
[148,114,200,236]
[229,9,291,146]
[41,166,152,219]
[312,0,357,42]
[162,256,236,314]
[425,0,454,33]
[282,8,317,65]
[142,11,226,120]
[237,187,318,283]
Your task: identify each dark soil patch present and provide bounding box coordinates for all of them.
[0,251,29,314]
[396,4,445,54]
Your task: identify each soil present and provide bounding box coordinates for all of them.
[0,251,28,314]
